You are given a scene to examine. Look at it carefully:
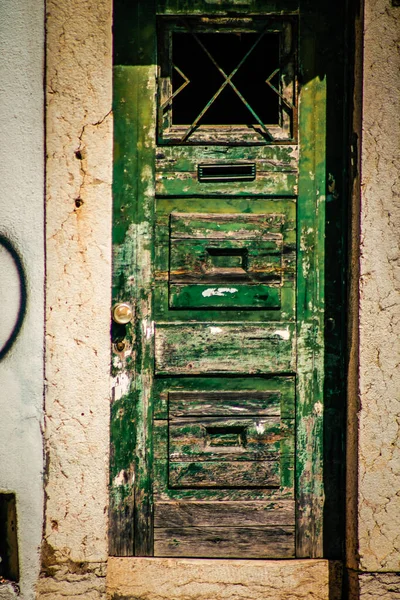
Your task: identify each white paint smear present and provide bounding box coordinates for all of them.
[209,326,223,335]
[113,372,131,401]
[142,319,154,339]
[313,401,323,416]
[273,328,290,340]
[114,470,129,487]
[255,421,266,434]
[202,287,238,297]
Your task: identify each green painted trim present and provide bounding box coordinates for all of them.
[110,0,157,557]
[296,10,326,556]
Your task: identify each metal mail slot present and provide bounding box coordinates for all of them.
[198,163,256,182]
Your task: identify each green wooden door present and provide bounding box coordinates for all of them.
[111,0,347,560]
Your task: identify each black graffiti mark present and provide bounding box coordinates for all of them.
[0,235,28,360]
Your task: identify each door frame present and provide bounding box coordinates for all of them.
[110,0,350,560]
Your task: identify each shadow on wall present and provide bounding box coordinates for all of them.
[0,234,27,360]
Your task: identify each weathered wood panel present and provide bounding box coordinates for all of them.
[154,500,295,527]
[154,526,295,558]
[295,2,327,558]
[168,390,282,417]
[169,460,280,488]
[154,464,293,502]
[170,239,283,283]
[156,146,299,172]
[111,1,156,557]
[156,0,299,17]
[170,212,286,240]
[169,284,281,310]
[112,0,335,562]
[153,376,296,420]
[169,417,294,461]
[168,211,295,309]
[156,171,297,196]
[155,323,296,374]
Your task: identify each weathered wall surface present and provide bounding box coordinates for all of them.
[358,0,400,577]
[0,1,45,599]
[358,573,400,598]
[107,558,342,600]
[37,0,112,597]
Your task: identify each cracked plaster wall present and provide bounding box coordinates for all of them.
[0,0,45,599]
[358,0,400,575]
[39,0,112,597]
[107,558,341,600]
[358,572,400,598]
[38,0,400,596]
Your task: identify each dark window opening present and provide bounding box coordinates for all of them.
[171,32,280,126]
[0,493,19,582]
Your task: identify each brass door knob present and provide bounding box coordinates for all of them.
[112,302,133,325]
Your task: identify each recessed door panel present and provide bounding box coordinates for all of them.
[155,323,296,374]
[169,211,295,310]
[153,376,295,558]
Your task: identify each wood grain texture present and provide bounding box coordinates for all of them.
[156,145,299,172]
[156,171,297,196]
[154,526,295,558]
[111,2,156,557]
[169,416,294,461]
[154,500,295,527]
[170,239,283,283]
[168,390,282,417]
[170,212,286,240]
[156,0,299,16]
[168,211,294,310]
[153,376,296,420]
[295,1,326,557]
[169,460,280,488]
[112,0,335,562]
[155,323,296,374]
[110,66,138,557]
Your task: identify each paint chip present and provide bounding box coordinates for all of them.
[273,328,290,340]
[255,421,266,434]
[313,401,323,416]
[209,326,223,335]
[202,287,238,297]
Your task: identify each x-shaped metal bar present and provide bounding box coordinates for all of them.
[180,21,272,141]
[265,67,294,110]
[160,65,190,111]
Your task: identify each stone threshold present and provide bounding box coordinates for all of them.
[107,557,343,600]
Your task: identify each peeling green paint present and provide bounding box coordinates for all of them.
[111,0,347,561]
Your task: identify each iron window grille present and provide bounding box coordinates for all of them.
[157,17,297,145]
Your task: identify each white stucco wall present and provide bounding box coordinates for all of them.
[358,0,400,577]
[0,1,45,600]
[37,1,113,597]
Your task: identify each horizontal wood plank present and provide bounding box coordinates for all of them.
[170,238,286,285]
[154,525,295,558]
[170,212,286,240]
[156,145,299,172]
[169,390,282,417]
[155,323,296,374]
[153,376,296,419]
[156,172,297,196]
[156,1,299,17]
[169,284,281,310]
[169,459,280,488]
[154,500,295,527]
[169,417,294,461]
[154,456,294,501]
